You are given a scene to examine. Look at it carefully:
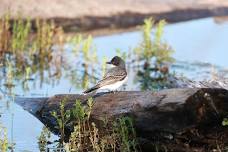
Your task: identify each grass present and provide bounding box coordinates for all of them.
[0,14,174,92]
[134,18,175,90]
[0,13,10,57]
[0,123,15,152]
[0,14,69,92]
[0,125,8,152]
[12,16,31,55]
[222,118,228,126]
[51,98,71,145]
[69,34,98,89]
[38,127,51,152]
[47,97,139,152]
[134,18,174,63]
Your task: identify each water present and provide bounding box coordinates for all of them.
[95,17,228,67]
[0,17,228,151]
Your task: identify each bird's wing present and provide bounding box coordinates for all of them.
[83,68,126,93]
[103,67,124,78]
[97,68,127,87]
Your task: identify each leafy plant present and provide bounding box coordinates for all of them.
[68,98,139,152]
[37,126,51,152]
[135,18,175,90]
[134,18,174,63]
[114,117,138,152]
[51,98,71,144]
[222,118,228,126]
[0,13,11,55]
[0,125,8,152]
[12,16,31,54]
[0,14,68,92]
[68,34,99,90]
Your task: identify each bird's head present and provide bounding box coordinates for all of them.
[106,56,125,68]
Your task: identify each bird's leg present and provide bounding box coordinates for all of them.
[113,90,118,94]
[109,89,118,94]
[108,89,114,94]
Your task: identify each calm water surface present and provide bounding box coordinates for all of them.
[0,17,228,151]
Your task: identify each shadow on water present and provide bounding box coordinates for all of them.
[0,15,227,151]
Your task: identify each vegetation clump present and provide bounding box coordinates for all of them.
[222,118,228,126]
[48,97,139,152]
[134,18,175,90]
[69,34,98,89]
[0,124,15,152]
[0,14,69,92]
[0,125,8,152]
[38,127,51,152]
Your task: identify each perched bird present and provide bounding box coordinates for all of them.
[83,56,128,94]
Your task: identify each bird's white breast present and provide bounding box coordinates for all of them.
[98,76,128,92]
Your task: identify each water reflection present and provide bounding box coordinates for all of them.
[213,16,228,24]
[0,17,101,151]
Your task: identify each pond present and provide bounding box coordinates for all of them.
[0,17,228,151]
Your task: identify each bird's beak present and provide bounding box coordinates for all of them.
[106,61,111,64]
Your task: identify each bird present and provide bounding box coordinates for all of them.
[83,56,128,94]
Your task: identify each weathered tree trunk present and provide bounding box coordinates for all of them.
[16,88,228,151]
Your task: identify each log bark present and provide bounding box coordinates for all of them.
[16,88,228,151]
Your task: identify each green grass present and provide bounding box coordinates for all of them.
[134,18,174,63]
[0,15,175,92]
[69,34,98,89]
[0,125,8,152]
[48,97,139,152]
[0,14,69,90]
[0,123,15,152]
[222,118,228,126]
[37,127,51,152]
[51,97,71,145]
[135,18,175,90]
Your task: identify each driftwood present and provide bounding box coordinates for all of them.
[16,88,228,151]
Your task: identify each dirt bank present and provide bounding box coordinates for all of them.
[1,0,228,33]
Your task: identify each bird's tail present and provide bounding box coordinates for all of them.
[83,85,99,94]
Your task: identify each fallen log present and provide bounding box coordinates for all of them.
[16,88,228,151]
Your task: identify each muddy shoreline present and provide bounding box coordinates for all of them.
[2,0,228,35]
[12,6,228,36]
[52,7,228,32]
